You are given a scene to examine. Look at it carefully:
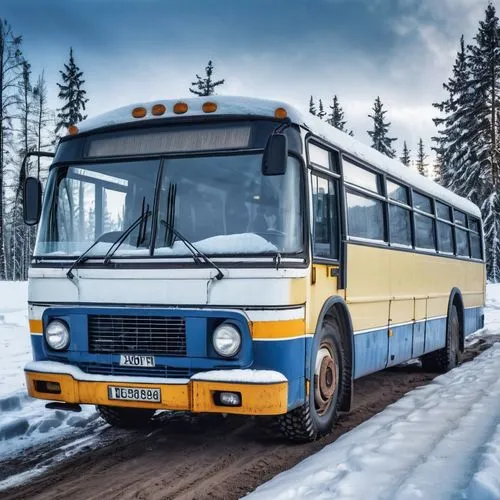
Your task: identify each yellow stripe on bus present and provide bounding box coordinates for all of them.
[29,319,43,334]
[252,319,306,339]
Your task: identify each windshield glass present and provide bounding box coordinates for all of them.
[35,154,303,258]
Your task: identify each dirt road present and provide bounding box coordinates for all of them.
[0,343,488,500]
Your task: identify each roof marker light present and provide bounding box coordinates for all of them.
[132,107,147,118]
[151,104,166,116]
[274,107,288,119]
[68,125,79,136]
[173,102,188,114]
[202,102,217,113]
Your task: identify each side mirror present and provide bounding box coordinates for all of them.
[262,133,287,176]
[23,177,42,226]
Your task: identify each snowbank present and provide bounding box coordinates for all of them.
[0,281,99,482]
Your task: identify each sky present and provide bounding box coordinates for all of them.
[1,0,491,165]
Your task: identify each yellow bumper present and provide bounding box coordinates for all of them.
[25,369,288,416]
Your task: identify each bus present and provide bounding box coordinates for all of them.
[22,96,485,442]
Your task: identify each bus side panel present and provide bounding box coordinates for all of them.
[353,329,388,379]
[464,306,484,335]
[424,318,447,353]
[387,325,413,367]
[412,321,425,357]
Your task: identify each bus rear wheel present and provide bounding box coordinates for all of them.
[421,304,461,373]
[96,405,156,428]
[277,316,346,442]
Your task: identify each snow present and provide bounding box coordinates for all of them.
[76,96,479,218]
[247,286,500,500]
[0,281,99,480]
[191,369,287,383]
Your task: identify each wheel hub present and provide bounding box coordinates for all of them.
[314,345,338,415]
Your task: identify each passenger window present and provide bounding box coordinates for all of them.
[414,214,436,250]
[413,192,432,214]
[311,174,338,259]
[343,159,380,194]
[346,191,385,242]
[309,144,330,170]
[387,181,409,205]
[470,233,482,259]
[389,205,411,246]
[456,228,470,256]
[437,222,453,253]
[455,210,467,226]
[436,201,451,221]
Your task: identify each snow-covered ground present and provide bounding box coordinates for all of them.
[248,286,500,500]
[0,281,102,490]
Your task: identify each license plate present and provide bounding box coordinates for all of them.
[108,386,161,403]
[119,355,155,367]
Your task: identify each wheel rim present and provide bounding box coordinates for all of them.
[314,342,338,416]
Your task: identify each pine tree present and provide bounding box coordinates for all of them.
[31,71,51,180]
[317,99,326,120]
[416,138,428,176]
[327,95,347,131]
[309,95,316,116]
[189,60,224,96]
[55,47,88,134]
[0,19,23,280]
[400,141,411,167]
[367,96,397,158]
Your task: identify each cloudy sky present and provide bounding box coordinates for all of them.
[2,0,490,162]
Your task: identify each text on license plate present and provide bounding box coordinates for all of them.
[119,355,155,367]
[108,386,161,403]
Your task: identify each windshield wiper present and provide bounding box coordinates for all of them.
[65,207,151,281]
[103,207,151,265]
[160,218,224,280]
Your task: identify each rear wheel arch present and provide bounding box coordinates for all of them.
[314,296,354,412]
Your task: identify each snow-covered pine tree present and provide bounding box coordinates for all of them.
[327,95,346,131]
[317,99,326,120]
[55,48,88,134]
[32,71,51,180]
[309,95,317,116]
[482,192,500,281]
[400,141,411,167]
[367,96,397,158]
[0,18,23,280]
[416,138,428,176]
[189,60,225,97]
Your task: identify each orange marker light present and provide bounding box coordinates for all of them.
[173,102,188,114]
[68,125,79,136]
[202,102,217,113]
[274,107,287,119]
[132,107,147,118]
[151,104,166,116]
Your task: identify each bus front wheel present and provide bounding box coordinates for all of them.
[421,304,461,373]
[278,316,346,442]
[96,405,156,428]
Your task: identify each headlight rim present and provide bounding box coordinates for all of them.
[212,322,242,358]
[44,319,70,351]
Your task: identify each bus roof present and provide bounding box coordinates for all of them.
[77,96,480,217]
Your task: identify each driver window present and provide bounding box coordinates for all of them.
[311,173,338,259]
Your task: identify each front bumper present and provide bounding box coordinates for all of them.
[24,361,288,416]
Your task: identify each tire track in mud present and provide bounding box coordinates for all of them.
[0,342,491,500]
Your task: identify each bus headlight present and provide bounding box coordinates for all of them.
[45,320,70,351]
[212,324,241,358]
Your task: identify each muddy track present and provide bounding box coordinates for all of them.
[0,342,490,500]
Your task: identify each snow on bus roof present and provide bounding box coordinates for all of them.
[78,96,480,217]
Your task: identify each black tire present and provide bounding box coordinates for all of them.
[421,304,461,373]
[277,316,348,442]
[96,405,156,428]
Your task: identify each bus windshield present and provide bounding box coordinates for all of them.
[35,154,303,258]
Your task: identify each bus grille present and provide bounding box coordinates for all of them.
[88,315,187,356]
[78,362,192,379]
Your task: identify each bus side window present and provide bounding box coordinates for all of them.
[311,173,338,259]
